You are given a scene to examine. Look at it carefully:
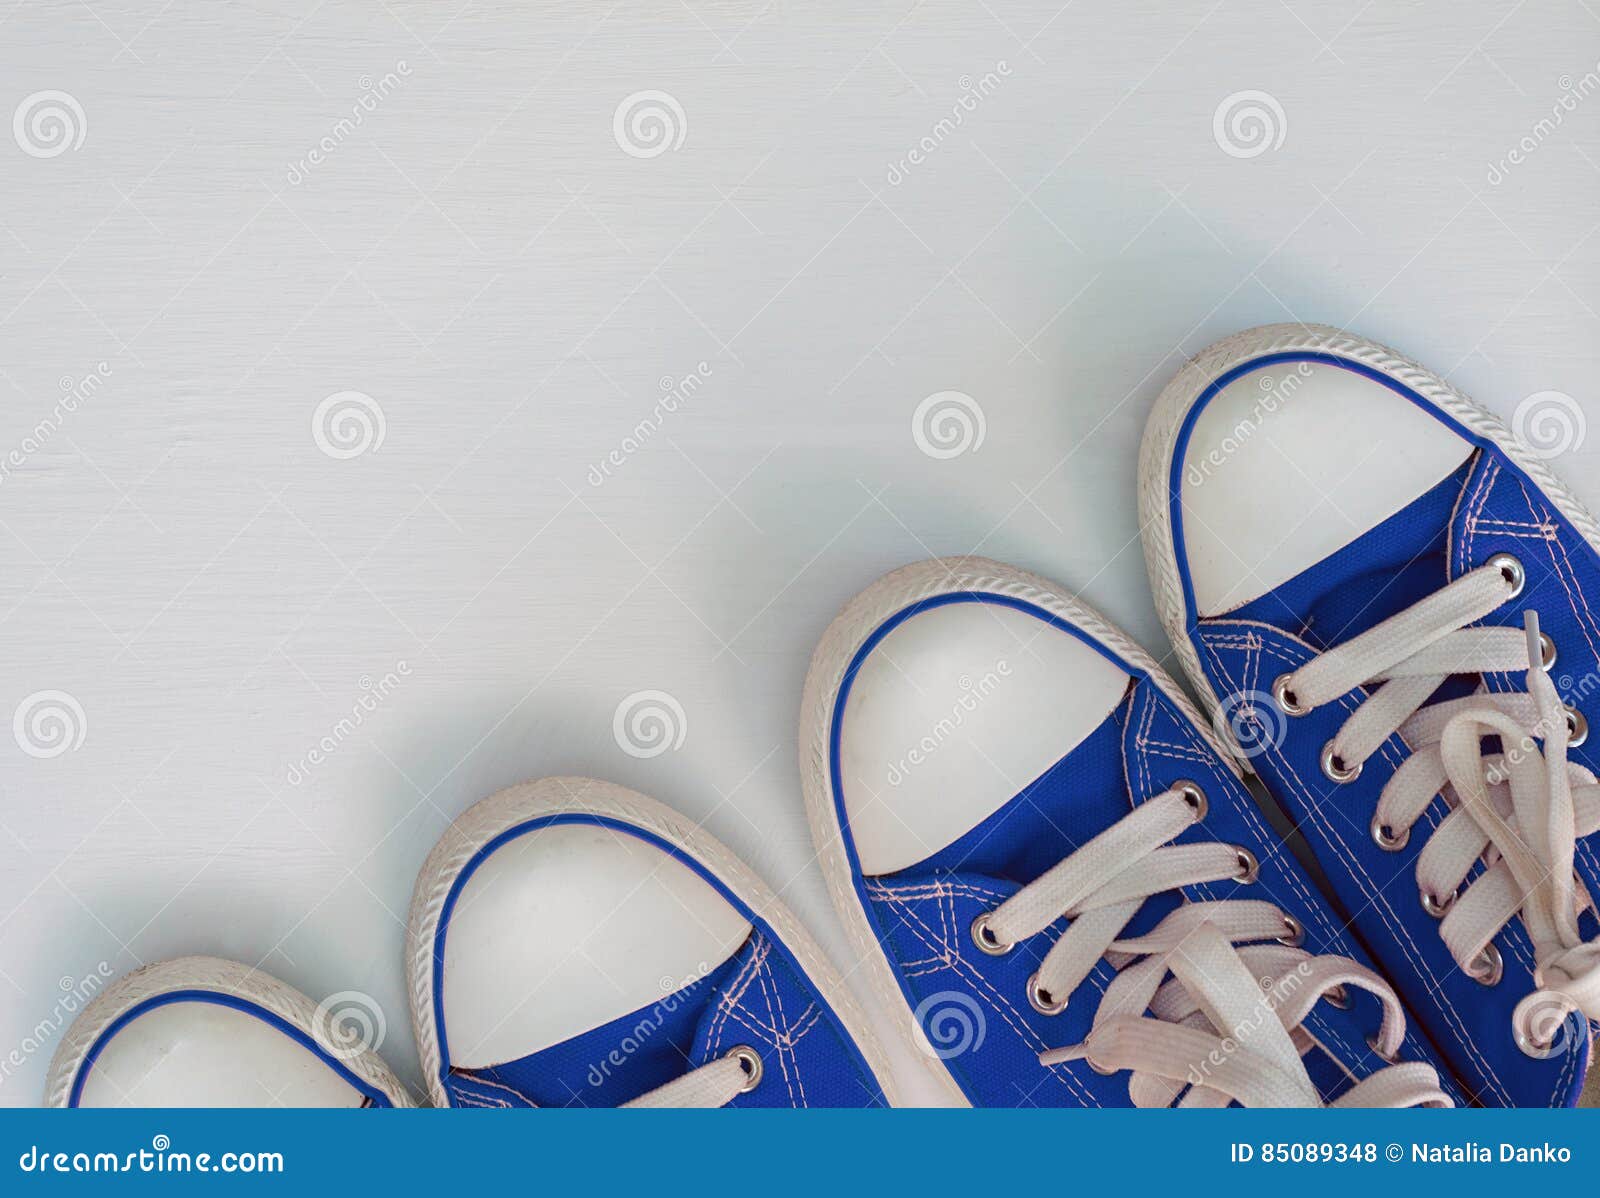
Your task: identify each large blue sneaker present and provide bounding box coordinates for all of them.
[1141,323,1600,1107]
[45,957,410,1107]
[407,776,898,1108]
[800,556,1456,1108]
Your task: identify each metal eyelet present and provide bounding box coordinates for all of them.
[1175,780,1207,821]
[1321,741,1362,783]
[1371,818,1409,851]
[1366,1033,1399,1063]
[1420,889,1456,918]
[728,1045,763,1092]
[1272,673,1309,716]
[1486,552,1525,599]
[1516,1027,1556,1059]
[1566,705,1588,748]
[1515,1011,1565,1060]
[1277,914,1305,947]
[970,912,1013,956]
[1026,972,1067,1016]
[1325,984,1351,1010]
[1540,633,1557,671]
[1465,943,1504,987]
[1233,846,1259,883]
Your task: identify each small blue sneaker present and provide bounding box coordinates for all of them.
[46,957,410,1107]
[800,556,1455,1107]
[407,776,898,1107]
[1141,323,1600,1106]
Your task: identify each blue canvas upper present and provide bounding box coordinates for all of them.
[1166,351,1600,1107]
[431,814,887,1108]
[828,591,1461,1107]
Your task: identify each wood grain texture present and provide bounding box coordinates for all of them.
[1,0,1597,1104]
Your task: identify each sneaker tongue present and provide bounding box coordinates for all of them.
[907,694,1180,940]
[1229,459,1473,649]
[443,950,744,1107]
[914,701,1132,881]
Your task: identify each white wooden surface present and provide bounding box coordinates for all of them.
[2,0,1598,1105]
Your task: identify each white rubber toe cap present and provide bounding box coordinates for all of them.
[837,598,1130,876]
[1178,358,1472,615]
[440,821,751,1069]
[77,1001,369,1107]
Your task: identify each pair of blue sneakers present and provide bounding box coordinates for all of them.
[797,324,1595,1108]
[49,325,1596,1108]
[48,778,901,1109]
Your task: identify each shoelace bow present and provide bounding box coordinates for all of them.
[622,1045,763,1108]
[1273,554,1600,1058]
[970,784,1451,1107]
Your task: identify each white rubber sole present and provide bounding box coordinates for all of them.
[797,555,1245,1106]
[1137,321,1600,759]
[405,775,903,1109]
[43,955,413,1108]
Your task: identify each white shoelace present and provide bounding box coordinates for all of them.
[621,1046,763,1108]
[972,784,1451,1107]
[1273,554,1600,1057]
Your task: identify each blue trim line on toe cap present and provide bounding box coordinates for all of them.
[826,590,1143,873]
[825,590,1142,1101]
[1166,351,1505,633]
[826,590,1142,880]
[427,812,884,1103]
[69,991,394,1108]
[1163,349,1598,1106]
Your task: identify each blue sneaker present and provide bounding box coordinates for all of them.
[1141,323,1600,1107]
[407,776,898,1107]
[46,957,410,1107]
[800,556,1455,1107]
